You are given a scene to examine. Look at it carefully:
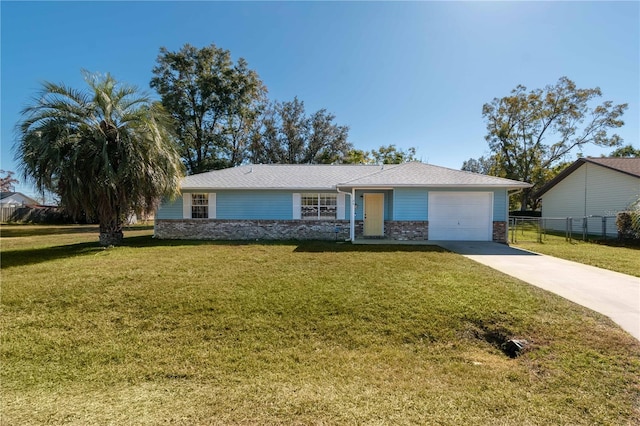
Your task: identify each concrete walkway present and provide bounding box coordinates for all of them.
[436,241,640,341]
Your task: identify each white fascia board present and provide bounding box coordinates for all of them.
[421,184,532,189]
[337,183,531,189]
[182,183,532,191]
[181,186,338,191]
[336,186,395,190]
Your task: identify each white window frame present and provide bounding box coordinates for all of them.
[183,193,216,219]
[191,193,209,219]
[300,193,338,220]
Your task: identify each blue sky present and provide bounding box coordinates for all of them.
[2,1,638,198]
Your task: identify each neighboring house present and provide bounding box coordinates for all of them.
[0,192,38,207]
[536,157,640,236]
[155,162,531,242]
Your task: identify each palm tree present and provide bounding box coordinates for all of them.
[16,71,184,246]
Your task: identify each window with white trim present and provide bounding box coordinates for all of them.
[191,193,208,219]
[301,193,337,220]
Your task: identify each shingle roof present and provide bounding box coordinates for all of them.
[0,192,17,200]
[580,157,640,178]
[0,192,39,205]
[338,161,531,187]
[535,157,640,198]
[181,162,531,190]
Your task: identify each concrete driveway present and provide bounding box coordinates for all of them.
[437,241,640,341]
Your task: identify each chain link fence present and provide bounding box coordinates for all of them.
[509,215,620,243]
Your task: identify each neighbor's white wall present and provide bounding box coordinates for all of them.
[541,164,587,219]
[584,163,639,216]
[541,162,640,235]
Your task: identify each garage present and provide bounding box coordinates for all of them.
[428,192,493,241]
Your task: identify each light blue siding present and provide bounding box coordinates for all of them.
[393,188,428,220]
[157,188,509,222]
[156,196,183,219]
[342,193,352,220]
[217,191,293,220]
[493,190,507,221]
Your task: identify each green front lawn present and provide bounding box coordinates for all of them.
[511,229,640,277]
[2,226,639,424]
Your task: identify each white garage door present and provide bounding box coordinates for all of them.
[428,192,493,241]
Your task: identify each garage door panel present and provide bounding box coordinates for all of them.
[428,192,492,241]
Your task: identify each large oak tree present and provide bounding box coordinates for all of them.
[151,43,267,173]
[464,77,627,210]
[249,97,352,164]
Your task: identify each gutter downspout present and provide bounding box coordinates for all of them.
[336,188,354,241]
[507,189,524,243]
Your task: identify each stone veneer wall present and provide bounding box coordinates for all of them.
[353,221,428,240]
[155,219,351,241]
[156,219,503,242]
[493,221,507,243]
[380,221,428,241]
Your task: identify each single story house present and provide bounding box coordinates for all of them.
[155,162,531,242]
[536,157,640,236]
[0,192,38,207]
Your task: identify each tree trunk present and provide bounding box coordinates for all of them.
[99,221,124,246]
[520,189,531,212]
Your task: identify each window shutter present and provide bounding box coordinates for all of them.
[337,193,346,220]
[182,193,191,219]
[292,193,301,219]
[208,193,216,219]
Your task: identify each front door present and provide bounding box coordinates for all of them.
[363,193,384,237]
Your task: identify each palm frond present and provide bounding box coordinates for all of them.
[15,71,185,244]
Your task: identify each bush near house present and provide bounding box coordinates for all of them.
[509,210,541,217]
[617,211,640,241]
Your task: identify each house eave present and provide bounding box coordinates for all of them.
[181,183,532,191]
[180,186,338,192]
[336,183,532,189]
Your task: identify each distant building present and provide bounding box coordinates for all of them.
[0,192,38,207]
[536,157,640,236]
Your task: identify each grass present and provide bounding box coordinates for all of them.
[510,227,640,277]
[2,225,639,425]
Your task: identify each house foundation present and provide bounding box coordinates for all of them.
[493,221,507,243]
[155,219,506,242]
[155,219,351,241]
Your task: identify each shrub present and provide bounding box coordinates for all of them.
[509,210,541,217]
[616,211,640,241]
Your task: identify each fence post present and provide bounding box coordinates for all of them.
[537,217,542,243]
[509,216,513,243]
[602,216,606,240]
